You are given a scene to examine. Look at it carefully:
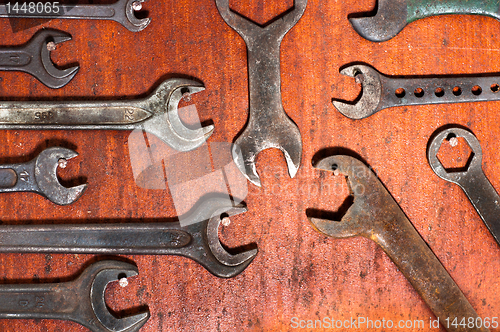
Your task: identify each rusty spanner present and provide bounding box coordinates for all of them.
[308,155,488,332]
[0,198,257,278]
[0,0,150,32]
[0,78,214,152]
[0,29,78,89]
[0,147,86,205]
[332,64,500,120]
[215,0,306,187]
[0,260,149,332]
[428,127,500,247]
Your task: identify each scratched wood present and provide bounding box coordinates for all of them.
[0,0,499,331]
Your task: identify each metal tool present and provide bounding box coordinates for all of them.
[0,0,150,32]
[428,127,500,247]
[308,155,488,332]
[0,78,214,152]
[0,147,86,205]
[215,0,306,187]
[0,198,257,278]
[349,0,500,42]
[0,29,78,89]
[332,64,500,119]
[0,260,149,332]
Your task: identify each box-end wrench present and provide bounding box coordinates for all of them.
[215,0,306,187]
[428,127,500,247]
[349,0,500,42]
[0,29,78,89]
[0,0,150,32]
[0,260,149,332]
[307,155,488,332]
[332,64,500,120]
[0,197,257,278]
[0,78,214,152]
[0,147,86,205]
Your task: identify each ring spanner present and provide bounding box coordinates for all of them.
[308,155,488,332]
[0,260,149,332]
[215,0,306,187]
[332,64,500,119]
[428,127,500,247]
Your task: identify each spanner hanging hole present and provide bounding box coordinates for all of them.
[472,85,482,96]
[434,87,444,97]
[491,84,500,93]
[414,88,424,98]
[395,88,405,98]
[452,86,462,96]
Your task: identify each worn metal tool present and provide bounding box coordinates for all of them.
[0,29,78,89]
[0,260,149,332]
[0,78,214,152]
[0,0,150,32]
[332,64,500,119]
[308,155,488,332]
[215,0,306,187]
[428,127,500,247]
[0,147,86,205]
[0,198,257,278]
[349,0,500,42]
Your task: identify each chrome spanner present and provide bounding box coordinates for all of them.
[308,155,488,332]
[215,0,306,187]
[0,260,149,332]
[0,0,150,32]
[332,64,500,119]
[428,127,500,247]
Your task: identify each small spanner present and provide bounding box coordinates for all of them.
[332,64,500,119]
[0,78,214,152]
[428,127,500,247]
[308,155,488,332]
[0,198,257,278]
[0,146,86,205]
[0,260,149,332]
[349,0,500,42]
[215,0,306,187]
[0,0,150,32]
[0,29,78,89]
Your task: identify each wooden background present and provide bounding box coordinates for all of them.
[0,0,499,331]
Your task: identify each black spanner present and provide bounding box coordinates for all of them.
[0,0,150,32]
[0,260,149,332]
[428,127,500,247]
[0,147,86,205]
[0,198,257,278]
[215,0,306,187]
[0,29,78,89]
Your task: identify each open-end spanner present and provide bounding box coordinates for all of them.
[0,146,86,205]
[428,127,500,247]
[349,0,500,42]
[0,197,257,278]
[308,155,488,332]
[0,0,150,32]
[0,78,214,152]
[0,260,149,332]
[0,29,78,89]
[215,0,306,187]
[332,64,500,120]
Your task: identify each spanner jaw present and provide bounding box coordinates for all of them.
[122,0,151,32]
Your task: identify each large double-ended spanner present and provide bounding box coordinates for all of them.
[349,0,500,42]
[0,198,257,278]
[428,127,500,247]
[215,0,306,187]
[0,260,149,332]
[308,155,487,332]
[0,29,78,89]
[0,78,214,152]
[0,0,150,32]
[332,64,500,119]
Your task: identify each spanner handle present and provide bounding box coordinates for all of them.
[406,0,500,23]
[0,161,38,194]
[0,4,114,19]
[0,50,31,68]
